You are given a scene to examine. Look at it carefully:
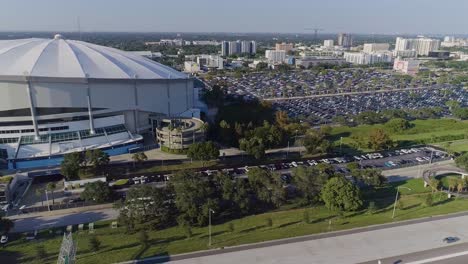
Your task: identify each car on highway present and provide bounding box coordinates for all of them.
[443,237,459,243]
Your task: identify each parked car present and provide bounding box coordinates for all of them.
[0,235,8,244]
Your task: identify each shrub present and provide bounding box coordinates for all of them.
[227,222,234,233]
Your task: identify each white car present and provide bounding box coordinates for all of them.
[0,235,7,244]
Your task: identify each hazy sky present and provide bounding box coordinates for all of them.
[0,0,467,34]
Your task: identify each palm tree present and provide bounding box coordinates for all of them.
[0,216,14,234]
[35,187,44,206]
[46,182,57,205]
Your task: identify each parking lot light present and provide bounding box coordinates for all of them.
[392,186,412,219]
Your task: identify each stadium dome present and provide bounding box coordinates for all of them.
[0,37,187,80]
[0,36,195,170]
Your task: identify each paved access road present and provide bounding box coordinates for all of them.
[139,213,468,264]
[10,205,117,233]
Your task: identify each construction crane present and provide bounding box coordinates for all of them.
[304,28,324,42]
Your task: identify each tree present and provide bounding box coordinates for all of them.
[186,141,220,166]
[46,182,56,204]
[117,185,174,231]
[80,181,114,203]
[36,187,44,207]
[355,169,387,187]
[202,85,225,107]
[239,137,265,159]
[303,210,311,224]
[429,178,441,193]
[455,153,468,172]
[385,118,411,133]
[303,130,330,155]
[248,168,286,208]
[85,149,110,173]
[368,128,393,151]
[321,177,363,212]
[131,152,148,167]
[170,171,219,226]
[88,235,101,252]
[227,222,235,233]
[0,216,14,234]
[424,194,433,207]
[35,245,47,260]
[61,152,84,180]
[139,230,149,248]
[367,201,378,214]
[292,166,330,205]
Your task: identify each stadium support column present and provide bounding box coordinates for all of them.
[133,75,139,133]
[25,76,40,140]
[86,75,96,134]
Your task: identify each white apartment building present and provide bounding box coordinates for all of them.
[393,50,417,58]
[323,40,334,48]
[395,37,440,56]
[184,61,201,73]
[197,55,224,70]
[363,43,390,53]
[344,51,393,65]
[393,57,420,75]
[265,50,286,64]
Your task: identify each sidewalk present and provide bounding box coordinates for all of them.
[8,203,114,220]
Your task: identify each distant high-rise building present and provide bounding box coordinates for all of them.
[338,33,353,48]
[228,41,239,56]
[275,43,294,53]
[250,41,257,54]
[395,37,440,56]
[222,40,256,56]
[444,36,455,42]
[265,50,286,64]
[323,40,334,48]
[363,43,390,53]
[221,41,229,56]
[241,40,251,54]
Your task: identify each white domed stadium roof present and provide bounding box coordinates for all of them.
[0,36,187,80]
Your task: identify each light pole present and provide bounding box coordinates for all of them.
[45,189,51,211]
[392,186,411,219]
[339,137,343,155]
[208,208,215,247]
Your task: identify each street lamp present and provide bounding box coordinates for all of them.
[339,137,343,155]
[45,189,51,211]
[208,208,215,247]
[392,186,412,219]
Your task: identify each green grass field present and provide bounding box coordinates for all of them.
[3,179,468,264]
[330,119,468,153]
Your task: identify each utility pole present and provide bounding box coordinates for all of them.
[208,208,215,247]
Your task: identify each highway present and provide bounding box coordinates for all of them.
[116,212,468,264]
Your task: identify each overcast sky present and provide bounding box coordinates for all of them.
[0,0,466,34]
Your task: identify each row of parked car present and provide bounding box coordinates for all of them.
[117,147,447,188]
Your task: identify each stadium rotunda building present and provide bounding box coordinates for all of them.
[0,34,196,169]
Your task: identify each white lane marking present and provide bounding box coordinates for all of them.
[406,250,468,264]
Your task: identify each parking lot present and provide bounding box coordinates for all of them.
[206,69,442,99]
[120,147,448,188]
[272,87,467,125]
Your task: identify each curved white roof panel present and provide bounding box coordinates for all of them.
[0,37,187,80]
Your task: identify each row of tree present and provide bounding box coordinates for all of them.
[114,164,376,232]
